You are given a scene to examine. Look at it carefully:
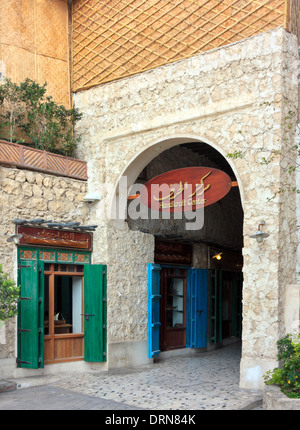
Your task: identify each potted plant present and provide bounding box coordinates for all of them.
[263,334,300,408]
[0,78,82,157]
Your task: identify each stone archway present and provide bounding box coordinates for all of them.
[102,136,247,375]
[82,126,295,390]
[74,28,298,389]
[110,135,245,207]
[87,128,293,389]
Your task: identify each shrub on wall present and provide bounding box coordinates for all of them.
[0,264,20,322]
[0,78,82,157]
[264,334,300,399]
[0,78,25,143]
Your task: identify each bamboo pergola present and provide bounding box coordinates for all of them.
[72,0,299,92]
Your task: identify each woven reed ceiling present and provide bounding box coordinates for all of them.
[73,0,288,92]
[0,0,71,107]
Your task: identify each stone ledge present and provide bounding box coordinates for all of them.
[0,380,17,393]
[263,385,300,410]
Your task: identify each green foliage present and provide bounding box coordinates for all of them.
[0,264,20,321]
[226,150,244,160]
[0,78,82,157]
[0,78,25,143]
[264,334,300,399]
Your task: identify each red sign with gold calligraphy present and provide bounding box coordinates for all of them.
[139,167,232,212]
[17,226,92,251]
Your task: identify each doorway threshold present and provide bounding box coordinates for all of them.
[154,347,200,362]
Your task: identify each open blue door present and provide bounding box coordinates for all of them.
[148,263,161,358]
[187,269,208,348]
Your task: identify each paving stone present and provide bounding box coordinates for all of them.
[0,381,17,393]
[0,343,263,410]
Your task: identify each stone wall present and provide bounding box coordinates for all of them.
[263,385,300,410]
[74,28,300,384]
[106,224,154,344]
[296,124,300,283]
[0,165,89,359]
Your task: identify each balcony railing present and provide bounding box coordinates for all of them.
[0,140,87,181]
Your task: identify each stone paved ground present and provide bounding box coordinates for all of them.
[0,385,143,410]
[0,343,263,410]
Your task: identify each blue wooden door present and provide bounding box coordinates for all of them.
[148,263,161,358]
[187,268,208,348]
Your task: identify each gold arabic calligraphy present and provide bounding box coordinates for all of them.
[37,229,75,240]
[153,171,212,209]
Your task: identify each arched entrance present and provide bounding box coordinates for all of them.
[111,135,244,205]
[108,135,244,371]
[73,29,299,391]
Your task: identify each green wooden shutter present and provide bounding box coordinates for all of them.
[17,261,44,369]
[84,264,107,362]
[231,272,243,337]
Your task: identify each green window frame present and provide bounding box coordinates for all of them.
[17,246,107,368]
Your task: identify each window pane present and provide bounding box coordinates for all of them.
[54,276,72,334]
[44,275,49,335]
[52,275,83,335]
[166,278,184,328]
[72,276,82,333]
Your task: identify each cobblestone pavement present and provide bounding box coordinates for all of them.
[0,343,263,410]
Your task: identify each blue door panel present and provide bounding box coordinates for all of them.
[187,269,208,348]
[148,263,161,358]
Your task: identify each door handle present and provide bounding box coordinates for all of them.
[81,313,95,321]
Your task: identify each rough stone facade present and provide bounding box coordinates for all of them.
[0,165,89,361]
[73,28,300,389]
[0,27,299,390]
[263,385,300,410]
[296,124,300,283]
